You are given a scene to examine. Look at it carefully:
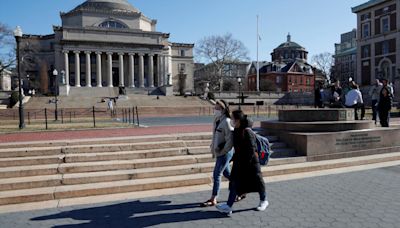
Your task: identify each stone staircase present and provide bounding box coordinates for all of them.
[0,132,304,206]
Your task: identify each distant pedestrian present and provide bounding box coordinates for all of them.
[369,79,383,124]
[377,79,393,127]
[216,110,268,215]
[107,99,114,116]
[330,80,344,108]
[314,82,323,108]
[201,100,234,207]
[345,82,365,120]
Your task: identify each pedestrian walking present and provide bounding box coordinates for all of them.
[216,110,268,215]
[377,78,393,127]
[200,100,234,207]
[107,98,114,116]
[345,82,365,120]
[369,79,383,124]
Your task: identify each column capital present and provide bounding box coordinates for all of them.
[84,51,92,55]
[118,52,125,56]
[62,50,70,54]
[138,53,145,56]
[95,51,102,55]
[73,51,81,54]
[106,52,113,56]
[128,53,136,56]
[148,53,155,57]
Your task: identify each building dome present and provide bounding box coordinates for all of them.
[271,33,308,63]
[276,33,304,50]
[69,0,140,14]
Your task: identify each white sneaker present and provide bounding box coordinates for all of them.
[256,200,269,211]
[216,203,232,215]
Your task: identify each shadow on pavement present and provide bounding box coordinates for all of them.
[31,200,226,228]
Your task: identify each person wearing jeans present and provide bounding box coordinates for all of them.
[201,100,234,207]
[217,110,269,215]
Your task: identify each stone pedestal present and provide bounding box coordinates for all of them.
[261,109,399,161]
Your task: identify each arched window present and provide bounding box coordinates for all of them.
[99,20,127,29]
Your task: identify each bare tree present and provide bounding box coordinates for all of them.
[196,33,249,91]
[311,52,333,82]
[0,22,15,74]
[0,23,39,77]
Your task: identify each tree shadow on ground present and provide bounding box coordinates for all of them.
[31,200,227,228]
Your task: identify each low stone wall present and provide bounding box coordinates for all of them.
[213,92,314,105]
[288,128,400,161]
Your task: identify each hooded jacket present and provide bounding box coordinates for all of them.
[211,115,234,158]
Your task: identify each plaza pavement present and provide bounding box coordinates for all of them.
[0,163,399,228]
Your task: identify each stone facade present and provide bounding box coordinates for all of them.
[0,69,12,91]
[333,29,357,83]
[352,0,399,101]
[247,34,316,93]
[22,0,194,96]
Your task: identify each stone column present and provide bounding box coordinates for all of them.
[63,51,69,86]
[160,55,165,86]
[148,54,154,88]
[138,53,145,88]
[85,51,91,87]
[129,53,135,88]
[96,52,102,87]
[118,53,124,87]
[157,55,161,87]
[74,51,81,87]
[107,52,113,87]
[163,55,168,85]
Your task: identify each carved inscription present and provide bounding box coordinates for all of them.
[335,133,382,149]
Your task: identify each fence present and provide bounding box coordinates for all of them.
[0,106,141,130]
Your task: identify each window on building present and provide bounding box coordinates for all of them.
[179,63,186,73]
[289,77,292,83]
[306,78,310,85]
[383,41,389,55]
[362,23,370,38]
[276,76,281,84]
[180,50,185,57]
[99,20,127,29]
[382,17,390,33]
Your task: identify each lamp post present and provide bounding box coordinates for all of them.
[52,69,59,121]
[237,77,242,110]
[14,26,25,129]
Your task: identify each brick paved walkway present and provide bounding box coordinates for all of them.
[0,165,399,228]
[0,124,212,143]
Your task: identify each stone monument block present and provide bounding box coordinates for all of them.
[278,109,354,122]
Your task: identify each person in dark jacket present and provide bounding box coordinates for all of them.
[216,110,268,215]
[378,78,393,127]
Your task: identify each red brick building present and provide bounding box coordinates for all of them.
[248,34,316,93]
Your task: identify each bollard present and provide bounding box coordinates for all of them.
[45,108,48,130]
[136,106,140,126]
[133,108,135,123]
[128,108,131,124]
[92,106,96,128]
[61,109,64,124]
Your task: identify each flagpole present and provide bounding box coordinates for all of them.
[256,15,260,92]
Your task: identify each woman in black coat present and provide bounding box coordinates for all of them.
[216,110,269,215]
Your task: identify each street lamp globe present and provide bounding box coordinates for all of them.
[53,69,58,76]
[13,26,23,38]
[237,77,242,83]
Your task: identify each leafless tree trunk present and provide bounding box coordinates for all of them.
[311,52,333,82]
[196,33,249,91]
[0,22,15,75]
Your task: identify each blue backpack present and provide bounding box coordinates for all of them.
[247,128,272,166]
